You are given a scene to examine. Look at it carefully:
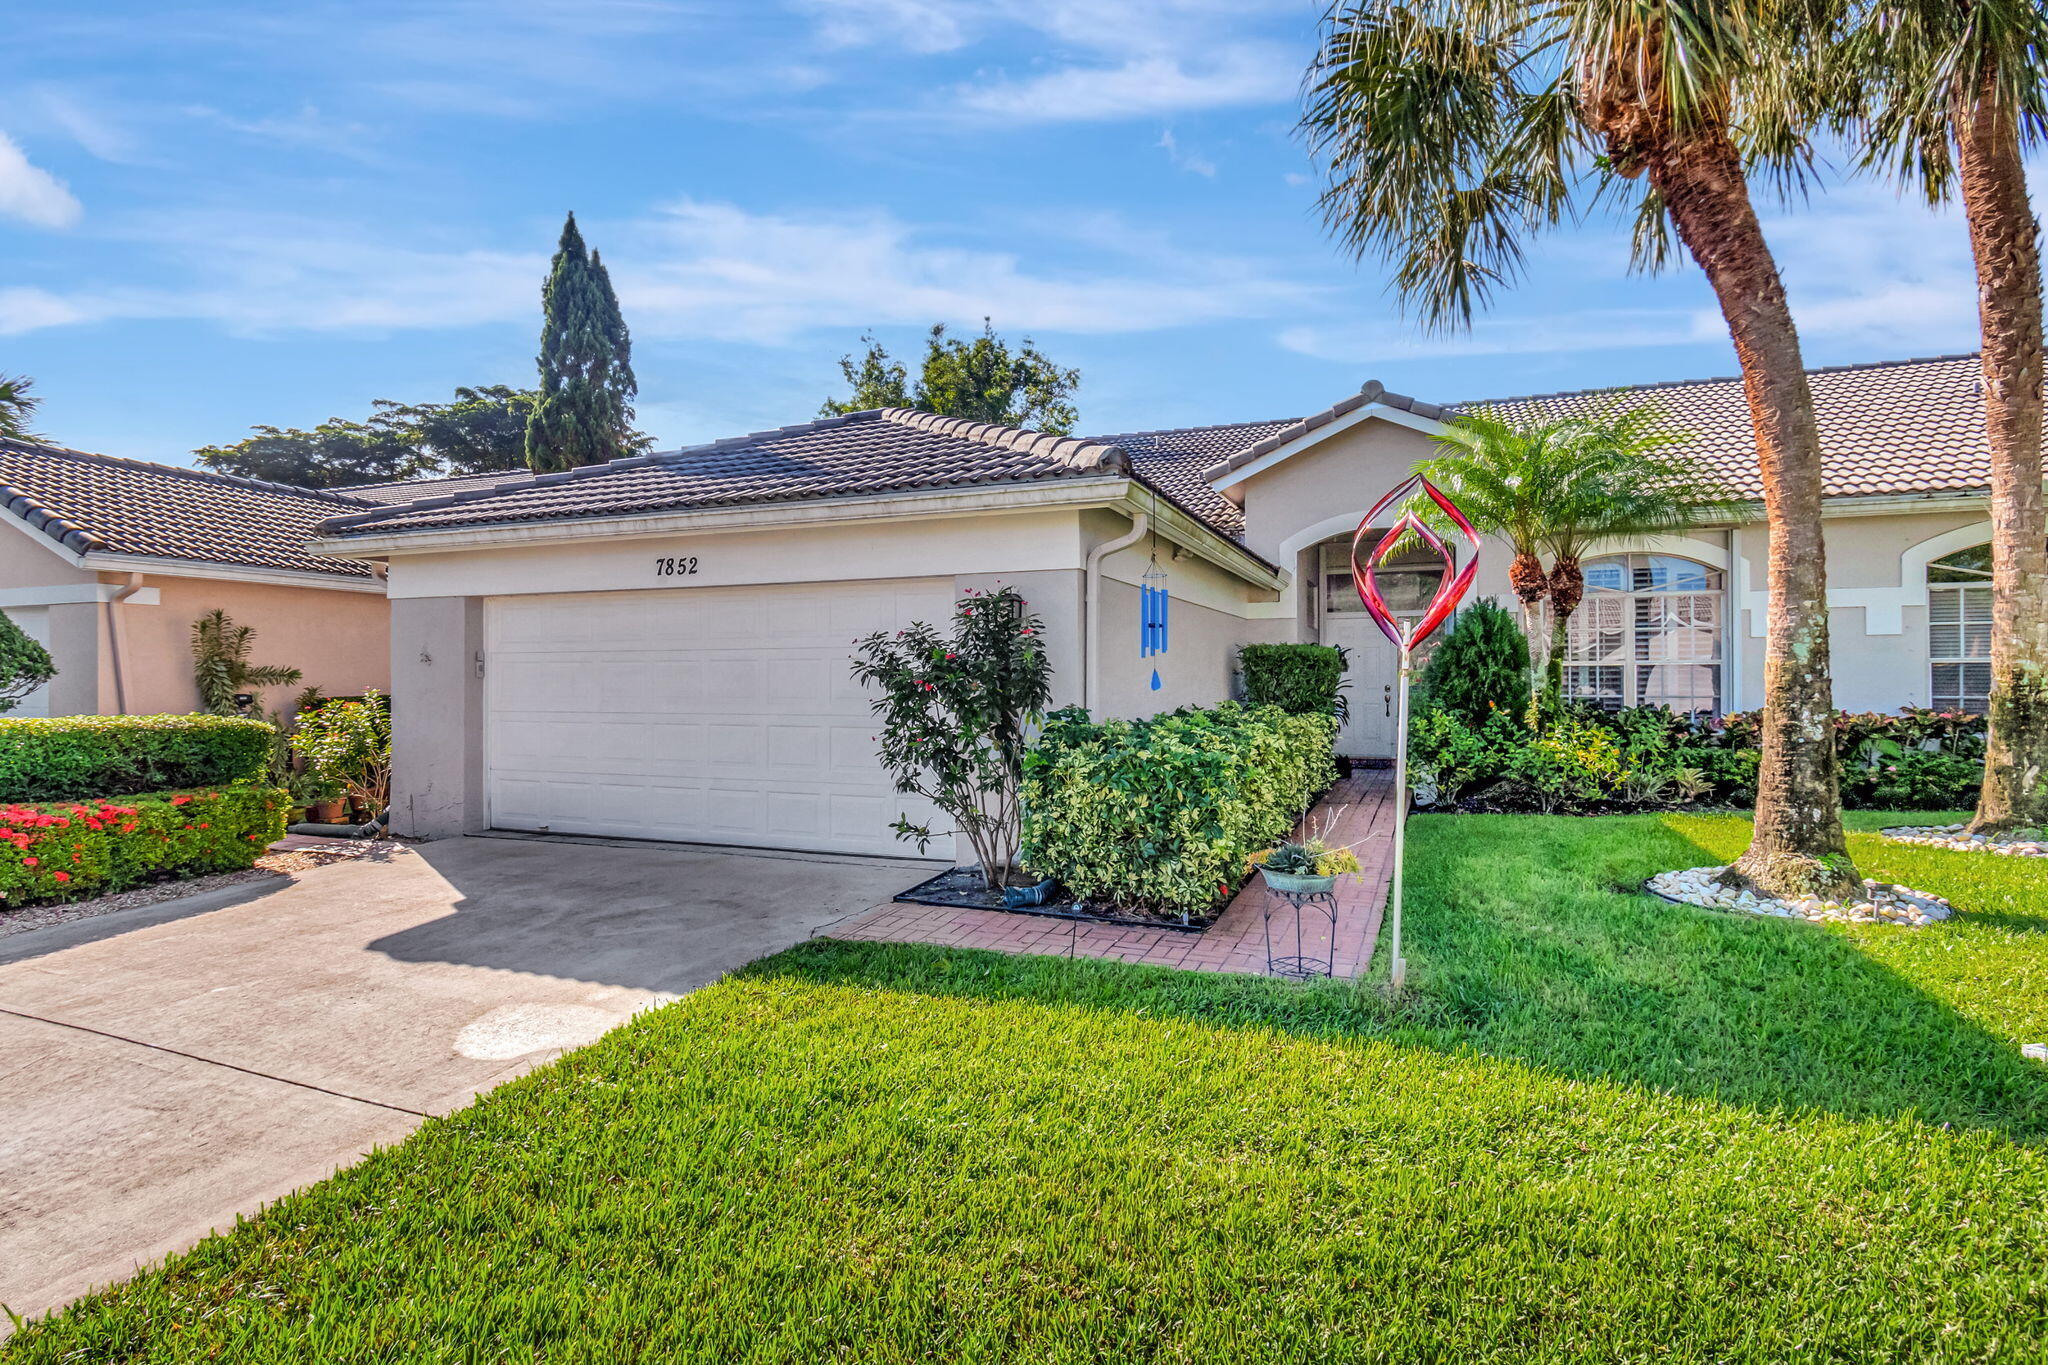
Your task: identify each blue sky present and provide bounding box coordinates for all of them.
[0,0,2033,465]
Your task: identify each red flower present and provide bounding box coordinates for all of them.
[197,823,210,830]
[52,871,69,883]
[171,795,192,806]
[23,856,36,867]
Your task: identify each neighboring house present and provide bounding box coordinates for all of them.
[305,352,2018,857]
[0,438,395,717]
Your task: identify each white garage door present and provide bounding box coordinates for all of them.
[484,579,950,856]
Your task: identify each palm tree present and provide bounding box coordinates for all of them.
[191,609,302,716]
[1419,406,1729,704]
[0,374,43,442]
[1841,0,2048,834]
[1302,0,1861,898]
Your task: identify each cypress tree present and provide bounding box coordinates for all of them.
[525,213,639,473]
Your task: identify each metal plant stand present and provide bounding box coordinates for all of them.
[1262,888,1338,980]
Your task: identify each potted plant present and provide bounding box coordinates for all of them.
[1247,836,1361,896]
[289,691,391,829]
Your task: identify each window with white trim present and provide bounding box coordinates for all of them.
[1927,544,1991,713]
[1319,535,1446,618]
[1564,553,1723,718]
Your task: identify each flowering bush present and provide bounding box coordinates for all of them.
[0,786,288,908]
[1502,713,1629,812]
[850,587,1053,889]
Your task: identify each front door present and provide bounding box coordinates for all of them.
[1325,615,1402,758]
[1312,536,1447,760]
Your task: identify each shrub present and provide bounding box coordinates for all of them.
[0,607,56,713]
[0,714,274,802]
[1502,712,1629,812]
[1849,750,1983,811]
[1021,702,1335,917]
[1239,643,1349,718]
[851,587,1053,888]
[0,786,288,907]
[191,608,302,716]
[1668,745,1761,803]
[290,691,393,815]
[1417,598,1529,727]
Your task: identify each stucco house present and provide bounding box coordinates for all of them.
[0,438,396,717]
[301,351,2013,858]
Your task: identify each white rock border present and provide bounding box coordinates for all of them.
[1879,823,2048,857]
[1644,865,1954,927]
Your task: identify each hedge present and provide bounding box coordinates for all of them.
[0,714,274,802]
[1021,701,1337,917]
[1239,643,1348,717]
[0,786,288,908]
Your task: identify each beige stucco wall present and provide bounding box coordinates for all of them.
[0,520,100,716]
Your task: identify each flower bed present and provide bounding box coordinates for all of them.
[1409,702,1986,816]
[0,786,289,908]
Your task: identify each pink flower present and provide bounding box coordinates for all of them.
[22,856,36,867]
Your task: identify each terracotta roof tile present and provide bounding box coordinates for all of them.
[319,408,1129,537]
[0,438,373,578]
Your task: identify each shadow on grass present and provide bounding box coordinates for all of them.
[746,813,2048,1144]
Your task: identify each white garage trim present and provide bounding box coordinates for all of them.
[482,578,952,857]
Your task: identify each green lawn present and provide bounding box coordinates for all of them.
[7,811,2047,1362]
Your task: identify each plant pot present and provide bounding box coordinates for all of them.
[1002,877,1058,908]
[310,800,346,824]
[1259,867,1338,896]
[1334,754,1354,779]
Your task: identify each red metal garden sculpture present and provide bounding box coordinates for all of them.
[1349,474,1481,989]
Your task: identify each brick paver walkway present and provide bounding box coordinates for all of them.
[832,769,1398,980]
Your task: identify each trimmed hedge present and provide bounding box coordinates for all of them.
[0,714,274,802]
[1021,702,1337,917]
[0,786,288,908]
[1239,643,1348,717]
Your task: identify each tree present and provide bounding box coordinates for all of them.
[195,387,647,488]
[526,212,640,473]
[0,609,56,713]
[194,415,435,489]
[1,373,45,442]
[1842,0,2048,833]
[1302,0,1861,899]
[191,609,302,716]
[1418,597,1529,727]
[849,586,1054,889]
[821,322,1082,434]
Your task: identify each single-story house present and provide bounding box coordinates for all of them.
[304,351,2014,857]
[0,438,404,716]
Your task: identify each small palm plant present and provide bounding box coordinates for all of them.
[191,609,302,716]
[1415,405,1729,706]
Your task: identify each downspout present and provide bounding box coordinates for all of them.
[1083,511,1150,713]
[1723,525,1740,713]
[106,572,145,714]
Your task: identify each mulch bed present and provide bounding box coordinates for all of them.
[894,866,1220,932]
[0,838,406,942]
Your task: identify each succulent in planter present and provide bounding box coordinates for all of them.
[1247,836,1361,893]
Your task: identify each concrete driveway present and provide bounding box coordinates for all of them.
[0,835,931,1330]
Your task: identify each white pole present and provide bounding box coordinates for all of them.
[1388,619,1414,991]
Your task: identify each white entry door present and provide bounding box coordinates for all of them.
[1325,614,1403,758]
[484,579,951,856]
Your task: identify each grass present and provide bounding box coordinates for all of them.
[6,810,2047,1361]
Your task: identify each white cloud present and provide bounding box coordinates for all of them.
[957,48,1295,122]
[0,132,83,228]
[0,198,1315,344]
[799,0,970,52]
[28,87,143,164]
[1278,309,1722,365]
[1157,129,1215,177]
[185,103,381,162]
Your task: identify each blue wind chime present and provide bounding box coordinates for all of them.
[1140,552,1169,691]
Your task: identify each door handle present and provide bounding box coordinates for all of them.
[1384,684,1392,717]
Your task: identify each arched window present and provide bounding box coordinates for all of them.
[1927,543,1991,713]
[1564,553,1723,718]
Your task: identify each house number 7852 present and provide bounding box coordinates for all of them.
[654,555,699,577]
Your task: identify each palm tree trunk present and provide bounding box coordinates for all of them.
[1954,80,2048,834]
[1545,557,1584,696]
[1509,551,1550,706]
[1623,116,1858,898]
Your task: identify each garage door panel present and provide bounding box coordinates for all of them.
[486,580,948,855]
